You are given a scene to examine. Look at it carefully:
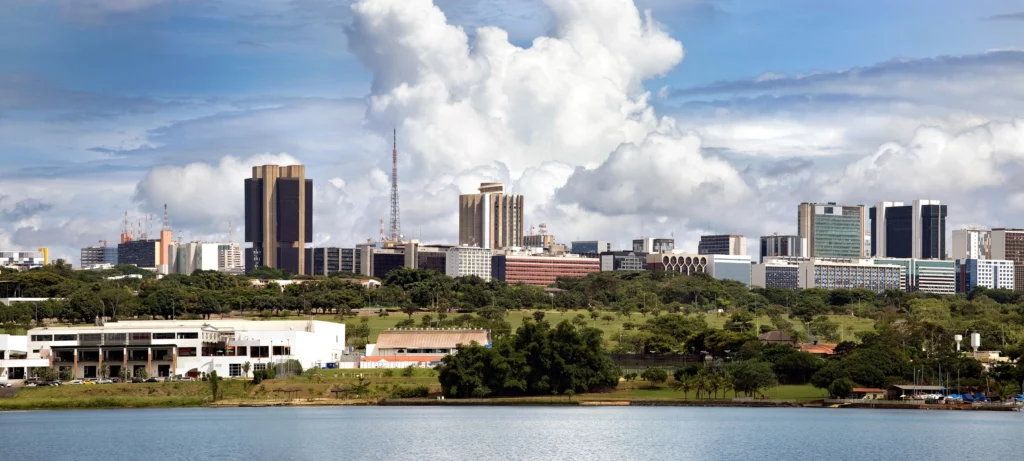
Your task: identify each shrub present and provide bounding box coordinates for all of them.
[402,365,415,377]
[390,385,430,399]
[829,378,855,399]
[641,368,668,387]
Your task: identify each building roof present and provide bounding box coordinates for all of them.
[888,385,945,391]
[798,343,837,355]
[852,388,884,393]
[27,319,341,334]
[361,355,446,363]
[758,331,793,343]
[375,329,490,350]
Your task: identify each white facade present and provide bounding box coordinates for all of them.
[445,246,492,280]
[0,251,46,270]
[951,228,990,260]
[218,243,244,273]
[0,334,50,381]
[15,320,345,380]
[957,259,1015,291]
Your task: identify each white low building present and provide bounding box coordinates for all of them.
[445,246,493,280]
[0,334,50,381]
[361,328,490,369]
[15,320,345,381]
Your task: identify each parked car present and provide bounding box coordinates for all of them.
[145,377,160,383]
[0,382,12,388]
[40,381,61,386]
[83,380,97,385]
[132,377,144,383]
[68,380,84,385]
[96,379,114,384]
[25,377,40,385]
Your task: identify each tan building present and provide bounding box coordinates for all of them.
[991,228,1024,291]
[244,165,312,275]
[459,182,524,249]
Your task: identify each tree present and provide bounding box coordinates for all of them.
[828,378,855,399]
[59,367,74,381]
[726,361,778,397]
[99,364,110,379]
[641,368,668,388]
[34,367,58,382]
[242,361,252,379]
[209,370,221,401]
[118,368,131,382]
[672,376,693,399]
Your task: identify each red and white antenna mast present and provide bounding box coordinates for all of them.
[388,128,401,242]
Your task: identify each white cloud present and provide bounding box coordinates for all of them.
[825,119,1024,199]
[132,153,300,232]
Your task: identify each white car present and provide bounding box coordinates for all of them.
[0,382,11,388]
[68,380,84,385]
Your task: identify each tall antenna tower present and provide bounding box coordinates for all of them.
[388,128,401,242]
[162,203,170,230]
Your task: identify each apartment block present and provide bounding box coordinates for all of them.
[698,234,747,256]
[458,183,524,249]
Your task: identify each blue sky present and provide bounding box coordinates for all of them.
[1,0,1024,262]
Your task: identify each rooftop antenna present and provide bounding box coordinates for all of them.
[162,203,170,231]
[379,217,386,243]
[388,128,401,243]
[227,220,233,243]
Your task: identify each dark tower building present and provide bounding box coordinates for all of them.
[870,200,946,259]
[918,202,946,260]
[244,165,312,275]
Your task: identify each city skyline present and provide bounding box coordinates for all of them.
[3,0,1024,264]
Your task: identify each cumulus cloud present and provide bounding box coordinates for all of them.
[346,0,685,179]
[132,153,300,232]
[826,120,1024,197]
[557,131,750,217]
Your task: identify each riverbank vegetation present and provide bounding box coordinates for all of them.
[5,262,1024,402]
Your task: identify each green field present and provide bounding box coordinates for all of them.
[244,310,876,346]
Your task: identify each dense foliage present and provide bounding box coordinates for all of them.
[437,320,619,397]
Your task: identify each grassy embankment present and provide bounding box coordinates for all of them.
[245,310,875,346]
[1,368,826,410]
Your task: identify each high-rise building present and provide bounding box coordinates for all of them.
[217,243,243,273]
[633,238,674,254]
[951,227,990,261]
[244,165,312,275]
[117,240,161,269]
[357,242,453,279]
[752,259,901,293]
[873,258,955,294]
[869,200,946,259]
[523,234,556,249]
[599,251,647,272]
[571,241,612,256]
[458,183,524,249]
[991,228,1024,291]
[698,235,747,256]
[446,246,493,280]
[306,247,341,276]
[869,201,903,257]
[798,202,866,258]
[956,259,1015,292]
[759,234,806,263]
[80,246,106,268]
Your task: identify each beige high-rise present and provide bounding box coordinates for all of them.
[244,165,312,275]
[459,183,524,249]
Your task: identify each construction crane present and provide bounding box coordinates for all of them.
[98,240,108,247]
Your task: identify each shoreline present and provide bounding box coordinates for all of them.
[4,397,1019,412]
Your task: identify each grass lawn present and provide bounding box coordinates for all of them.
[595,383,827,402]
[246,309,876,347]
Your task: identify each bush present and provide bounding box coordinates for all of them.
[390,385,430,399]
[641,368,668,387]
[402,365,415,377]
[829,378,855,399]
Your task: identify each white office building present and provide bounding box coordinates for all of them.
[445,246,492,281]
[956,259,1015,292]
[11,320,345,381]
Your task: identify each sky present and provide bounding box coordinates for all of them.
[1,0,1024,264]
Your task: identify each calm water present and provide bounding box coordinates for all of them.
[1,406,1021,460]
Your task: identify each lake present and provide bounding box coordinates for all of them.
[0,406,1020,460]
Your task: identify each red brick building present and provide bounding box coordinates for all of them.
[492,255,600,286]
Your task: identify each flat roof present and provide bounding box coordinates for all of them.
[27,319,341,334]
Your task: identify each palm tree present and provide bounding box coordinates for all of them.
[242,361,252,379]
[692,370,710,400]
[672,377,693,400]
[99,364,110,380]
